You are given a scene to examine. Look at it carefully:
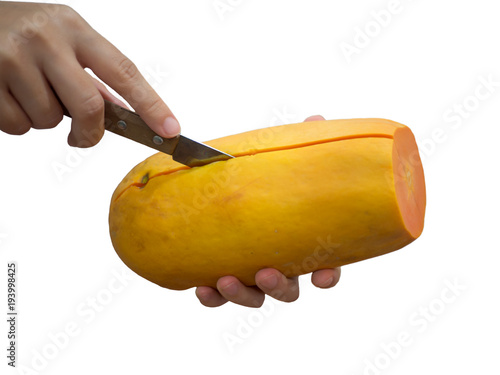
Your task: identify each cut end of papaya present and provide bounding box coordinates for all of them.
[392,126,426,239]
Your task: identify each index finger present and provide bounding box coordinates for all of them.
[76,31,180,138]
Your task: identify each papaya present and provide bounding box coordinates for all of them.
[109,119,425,290]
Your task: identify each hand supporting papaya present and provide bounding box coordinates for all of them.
[0,1,180,146]
[195,116,342,308]
[196,267,341,308]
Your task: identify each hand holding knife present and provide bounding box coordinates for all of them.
[64,99,234,168]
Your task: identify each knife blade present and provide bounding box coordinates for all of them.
[62,99,234,168]
[103,100,234,167]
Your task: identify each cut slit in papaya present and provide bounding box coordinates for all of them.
[113,132,396,202]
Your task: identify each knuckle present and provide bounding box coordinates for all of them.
[1,121,31,135]
[0,102,27,134]
[16,125,31,135]
[75,121,104,148]
[116,57,140,83]
[57,5,83,26]
[33,110,63,129]
[79,94,104,119]
[0,105,31,135]
[50,5,90,38]
[284,294,299,303]
[252,299,264,308]
[69,125,104,148]
[135,96,163,115]
[0,45,21,72]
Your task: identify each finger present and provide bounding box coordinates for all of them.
[90,76,129,108]
[0,89,31,135]
[76,32,180,138]
[304,115,325,122]
[311,268,341,289]
[216,276,265,308]
[195,286,228,308]
[43,52,105,147]
[255,268,299,303]
[7,65,63,129]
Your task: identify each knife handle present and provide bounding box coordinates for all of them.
[102,100,179,154]
[60,98,180,154]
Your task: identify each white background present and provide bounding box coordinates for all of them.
[1,0,499,374]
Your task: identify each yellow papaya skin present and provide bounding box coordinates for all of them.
[109,119,426,290]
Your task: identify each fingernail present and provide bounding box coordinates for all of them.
[261,274,278,289]
[222,282,238,296]
[162,116,180,138]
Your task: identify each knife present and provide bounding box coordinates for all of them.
[63,99,234,168]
